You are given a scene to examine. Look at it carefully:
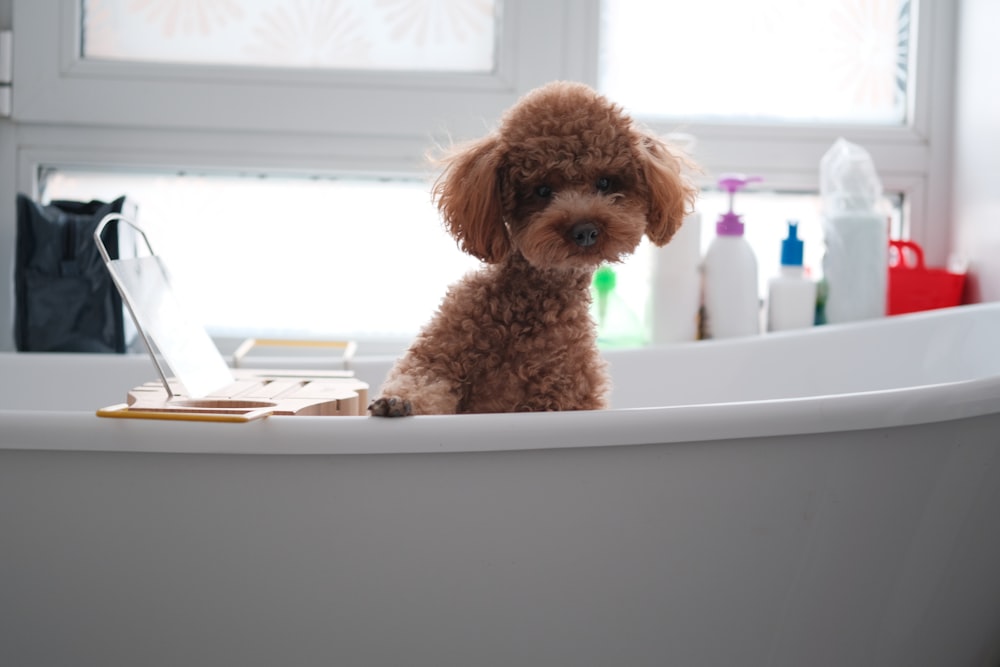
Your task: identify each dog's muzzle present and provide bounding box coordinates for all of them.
[570,221,599,247]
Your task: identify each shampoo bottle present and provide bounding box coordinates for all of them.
[648,132,702,344]
[702,174,761,339]
[767,221,817,332]
[649,209,702,344]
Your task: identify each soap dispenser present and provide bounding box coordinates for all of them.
[702,174,761,339]
[766,220,817,332]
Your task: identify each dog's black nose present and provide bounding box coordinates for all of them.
[570,221,599,247]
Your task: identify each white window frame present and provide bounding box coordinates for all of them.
[10,0,598,177]
[623,0,957,267]
[0,0,958,351]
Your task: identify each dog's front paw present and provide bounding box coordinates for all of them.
[368,396,413,417]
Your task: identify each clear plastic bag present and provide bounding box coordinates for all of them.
[820,137,883,215]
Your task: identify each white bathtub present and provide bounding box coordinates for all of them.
[2,304,1000,666]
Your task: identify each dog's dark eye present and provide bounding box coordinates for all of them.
[596,177,612,193]
[536,185,553,198]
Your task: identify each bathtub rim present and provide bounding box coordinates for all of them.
[2,370,999,456]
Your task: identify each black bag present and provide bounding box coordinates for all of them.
[14,194,134,352]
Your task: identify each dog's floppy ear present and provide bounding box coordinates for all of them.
[433,135,510,263]
[634,131,698,247]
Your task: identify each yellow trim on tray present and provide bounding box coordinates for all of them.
[96,403,274,423]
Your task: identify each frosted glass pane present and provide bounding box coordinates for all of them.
[41,170,481,340]
[82,0,498,72]
[599,0,912,124]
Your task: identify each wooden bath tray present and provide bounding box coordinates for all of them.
[97,369,369,423]
[91,214,369,424]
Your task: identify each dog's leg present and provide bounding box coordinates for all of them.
[368,396,413,417]
[367,396,413,417]
[368,370,462,417]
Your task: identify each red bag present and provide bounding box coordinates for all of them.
[887,240,965,315]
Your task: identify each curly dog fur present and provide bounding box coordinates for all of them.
[369,81,696,417]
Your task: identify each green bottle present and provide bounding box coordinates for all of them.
[590,265,646,349]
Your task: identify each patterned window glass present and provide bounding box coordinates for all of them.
[599,0,913,124]
[40,169,481,339]
[81,0,499,72]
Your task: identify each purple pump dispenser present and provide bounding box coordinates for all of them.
[716,174,763,236]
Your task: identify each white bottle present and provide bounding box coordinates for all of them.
[822,211,888,323]
[819,138,889,323]
[649,210,701,344]
[702,174,761,339]
[767,221,817,332]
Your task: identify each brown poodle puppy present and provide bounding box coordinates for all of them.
[369,81,696,417]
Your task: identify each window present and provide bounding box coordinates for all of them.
[598,0,953,270]
[40,169,480,341]
[600,0,912,124]
[0,0,958,351]
[81,0,498,72]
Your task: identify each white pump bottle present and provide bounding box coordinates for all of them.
[702,174,761,339]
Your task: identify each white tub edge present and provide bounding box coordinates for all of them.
[3,372,999,456]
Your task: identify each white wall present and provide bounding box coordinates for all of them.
[952,0,1000,302]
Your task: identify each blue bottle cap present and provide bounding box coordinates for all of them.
[781,221,804,266]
